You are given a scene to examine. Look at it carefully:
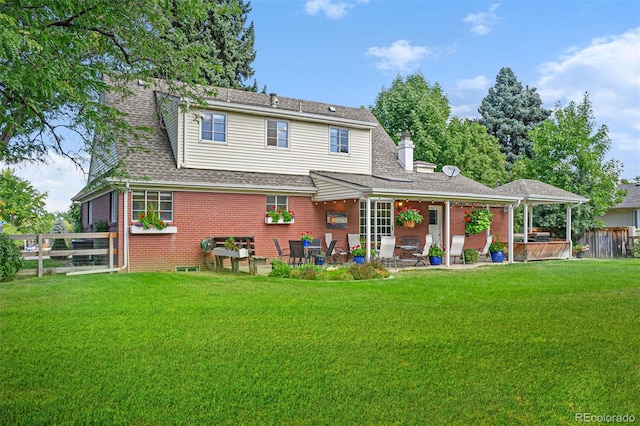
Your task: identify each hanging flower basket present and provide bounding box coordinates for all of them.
[463,209,493,235]
[395,207,423,228]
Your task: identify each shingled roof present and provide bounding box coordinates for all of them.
[612,183,640,209]
[76,79,541,205]
[494,179,588,204]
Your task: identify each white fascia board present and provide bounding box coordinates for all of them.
[366,188,522,204]
[200,99,378,129]
[121,179,317,195]
[524,194,590,205]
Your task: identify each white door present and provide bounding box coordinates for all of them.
[428,205,443,247]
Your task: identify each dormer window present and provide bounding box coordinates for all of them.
[200,112,226,143]
[330,127,349,154]
[266,119,289,148]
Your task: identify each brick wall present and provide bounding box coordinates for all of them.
[84,191,512,272]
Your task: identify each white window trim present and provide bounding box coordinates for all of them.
[330,126,350,155]
[200,111,227,143]
[265,119,290,149]
[131,190,174,222]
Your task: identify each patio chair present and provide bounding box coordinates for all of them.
[378,235,397,268]
[273,238,289,260]
[315,240,337,265]
[412,234,433,266]
[450,235,466,264]
[325,233,345,259]
[478,235,492,262]
[339,233,361,262]
[288,240,305,266]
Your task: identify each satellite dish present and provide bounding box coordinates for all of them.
[442,165,461,178]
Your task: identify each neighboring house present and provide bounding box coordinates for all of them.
[597,183,640,233]
[74,79,575,272]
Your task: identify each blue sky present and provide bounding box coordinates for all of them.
[15,0,640,212]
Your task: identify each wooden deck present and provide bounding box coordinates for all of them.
[513,241,571,261]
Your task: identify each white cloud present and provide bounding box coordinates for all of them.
[463,3,500,35]
[365,40,430,72]
[305,0,368,19]
[535,28,640,178]
[456,75,491,91]
[10,154,87,213]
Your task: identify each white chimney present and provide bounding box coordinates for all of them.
[398,131,414,171]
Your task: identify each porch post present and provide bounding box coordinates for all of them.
[523,203,529,243]
[566,203,572,258]
[508,204,514,264]
[445,200,451,267]
[366,197,372,262]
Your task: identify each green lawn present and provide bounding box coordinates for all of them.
[1,259,639,425]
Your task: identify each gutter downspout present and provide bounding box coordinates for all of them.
[67,182,130,275]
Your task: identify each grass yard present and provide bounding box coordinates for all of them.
[1,259,639,425]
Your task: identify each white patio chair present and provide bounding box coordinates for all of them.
[378,235,397,268]
[450,235,466,264]
[412,234,433,266]
[339,233,361,262]
[478,235,492,262]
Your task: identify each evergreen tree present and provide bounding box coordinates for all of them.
[371,73,450,165]
[173,0,257,90]
[514,94,624,236]
[478,67,550,170]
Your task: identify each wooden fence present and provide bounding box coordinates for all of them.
[10,232,118,277]
[577,227,631,258]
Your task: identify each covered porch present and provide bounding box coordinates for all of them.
[495,179,589,261]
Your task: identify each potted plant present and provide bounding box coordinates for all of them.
[395,207,423,228]
[213,237,249,258]
[489,241,506,263]
[136,204,167,230]
[350,244,371,264]
[573,244,589,259]
[314,250,326,266]
[463,209,493,235]
[428,244,444,265]
[265,206,295,224]
[300,232,314,247]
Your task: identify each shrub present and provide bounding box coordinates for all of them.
[0,233,23,281]
[348,262,390,280]
[464,249,479,264]
[290,264,322,280]
[268,259,292,278]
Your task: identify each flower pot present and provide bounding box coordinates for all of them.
[302,240,310,247]
[402,220,416,228]
[213,248,249,258]
[265,217,293,224]
[576,252,585,259]
[490,251,505,263]
[429,256,442,266]
[315,257,326,266]
[353,255,365,264]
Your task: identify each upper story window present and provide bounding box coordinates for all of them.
[266,119,289,148]
[200,112,226,143]
[330,127,349,154]
[132,191,173,222]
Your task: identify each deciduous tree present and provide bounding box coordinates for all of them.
[0,1,226,168]
[0,168,52,233]
[371,73,449,164]
[514,94,624,236]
